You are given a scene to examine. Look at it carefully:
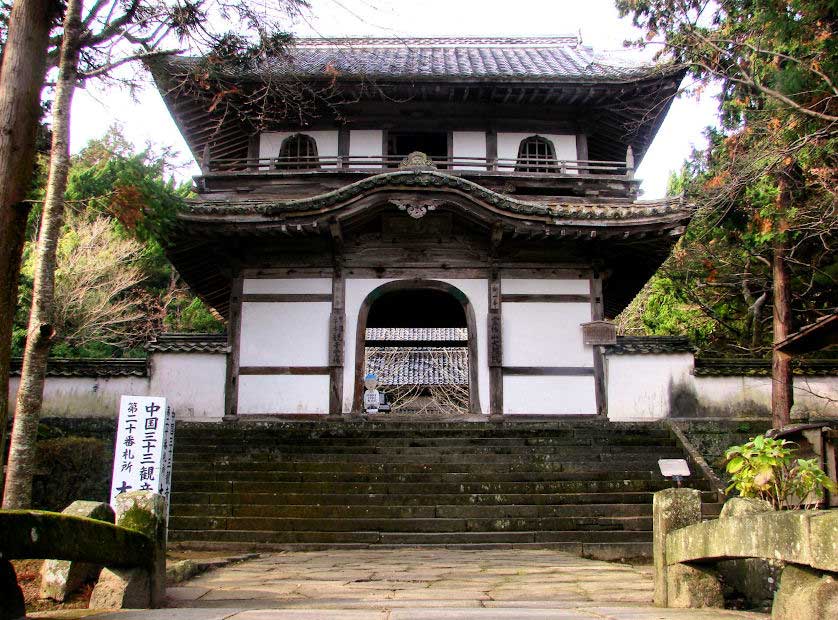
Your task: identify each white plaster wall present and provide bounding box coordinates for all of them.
[497,133,578,172]
[452,131,487,170]
[503,376,596,414]
[502,302,592,367]
[501,278,590,295]
[606,353,694,421]
[149,353,226,419]
[9,376,149,418]
[238,375,330,414]
[243,278,332,295]
[693,375,838,419]
[349,129,384,169]
[239,301,331,366]
[343,278,489,414]
[259,130,339,168]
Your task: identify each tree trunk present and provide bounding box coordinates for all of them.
[771,180,794,430]
[2,0,84,509]
[0,0,57,493]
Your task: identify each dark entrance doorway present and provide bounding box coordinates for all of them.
[387,131,448,163]
[353,281,479,415]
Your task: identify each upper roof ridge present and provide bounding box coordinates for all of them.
[293,36,581,49]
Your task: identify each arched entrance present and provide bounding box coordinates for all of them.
[353,280,480,414]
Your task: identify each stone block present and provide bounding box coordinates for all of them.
[88,491,166,609]
[665,563,724,608]
[39,500,114,601]
[88,567,151,608]
[718,497,773,519]
[652,488,701,607]
[772,565,838,620]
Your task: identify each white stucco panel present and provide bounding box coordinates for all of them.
[9,376,150,418]
[238,374,330,414]
[259,130,339,168]
[501,278,590,295]
[243,278,332,295]
[502,302,592,367]
[503,375,596,414]
[349,130,384,168]
[240,301,331,366]
[452,131,487,170]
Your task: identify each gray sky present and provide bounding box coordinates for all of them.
[70,0,719,198]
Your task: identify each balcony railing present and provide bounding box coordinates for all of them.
[201,154,635,178]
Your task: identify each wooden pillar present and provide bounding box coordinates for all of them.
[337,125,350,169]
[590,275,607,416]
[223,275,243,421]
[486,128,498,171]
[329,268,345,416]
[489,267,503,417]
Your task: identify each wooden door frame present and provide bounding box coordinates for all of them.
[351,279,481,414]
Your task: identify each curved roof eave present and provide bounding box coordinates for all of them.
[179,170,690,229]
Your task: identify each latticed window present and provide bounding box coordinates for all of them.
[515,136,557,173]
[278,134,319,169]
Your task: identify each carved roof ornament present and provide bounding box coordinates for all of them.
[391,198,445,219]
[398,151,437,171]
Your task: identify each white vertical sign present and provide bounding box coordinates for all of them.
[110,395,171,505]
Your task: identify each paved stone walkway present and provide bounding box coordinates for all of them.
[34,549,768,619]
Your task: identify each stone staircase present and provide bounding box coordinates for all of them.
[169,418,723,559]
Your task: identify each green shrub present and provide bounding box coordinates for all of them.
[724,435,837,510]
[33,437,112,511]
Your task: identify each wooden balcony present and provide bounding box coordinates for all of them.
[195,152,640,199]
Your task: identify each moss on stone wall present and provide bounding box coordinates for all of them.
[673,420,772,482]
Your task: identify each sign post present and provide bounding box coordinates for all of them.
[110,396,175,517]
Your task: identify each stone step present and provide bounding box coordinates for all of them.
[168,528,652,545]
[171,502,655,520]
[170,490,716,507]
[170,515,653,533]
[172,458,680,474]
[171,478,695,495]
[171,471,669,486]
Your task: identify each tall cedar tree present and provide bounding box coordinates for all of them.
[0,0,60,482]
[2,0,316,506]
[617,0,837,427]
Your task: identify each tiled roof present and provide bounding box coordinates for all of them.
[694,358,838,377]
[605,336,694,355]
[9,358,148,378]
[168,36,665,83]
[365,347,468,386]
[146,333,229,353]
[366,328,468,341]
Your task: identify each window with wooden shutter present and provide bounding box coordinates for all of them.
[278,134,319,169]
[515,136,557,173]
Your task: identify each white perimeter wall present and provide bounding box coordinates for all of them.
[8,375,150,418]
[497,133,578,172]
[606,353,693,421]
[344,278,489,414]
[238,277,332,414]
[500,278,595,414]
[149,353,226,419]
[259,131,339,168]
[606,354,838,421]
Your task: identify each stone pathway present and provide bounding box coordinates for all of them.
[33,549,768,619]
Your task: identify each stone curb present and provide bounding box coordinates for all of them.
[166,553,260,585]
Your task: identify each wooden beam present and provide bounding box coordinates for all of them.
[502,367,594,376]
[238,366,331,375]
[501,294,591,303]
[241,294,332,303]
[223,276,243,420]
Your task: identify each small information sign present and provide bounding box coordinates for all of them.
[110,395,175,506]
[581,320,617,346]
